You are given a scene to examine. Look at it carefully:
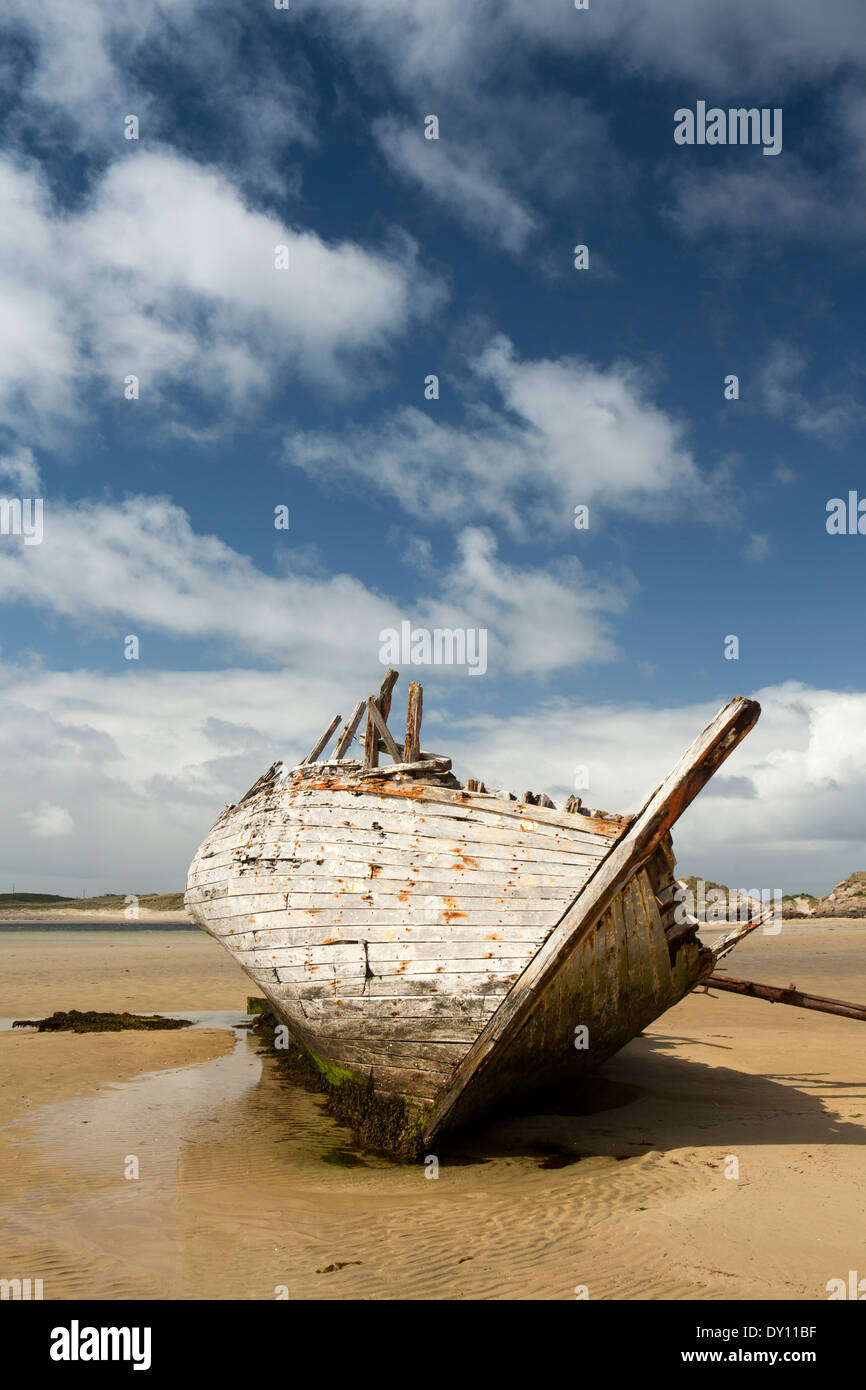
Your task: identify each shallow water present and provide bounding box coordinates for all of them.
[0,1012,649,1299]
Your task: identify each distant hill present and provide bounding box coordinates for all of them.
[676,877,764,921]
[0,892,186,912]
[678,874,866,920]
[0,892,69,904]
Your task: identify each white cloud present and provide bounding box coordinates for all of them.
[285,333,710,535]
[0,494,397,668]
[418,527,625,674]
[0,150,443,441]
[447,681,866,894]
[756,342,865,443]
[1,0,316,177]
[0,446,41,493]
[21,801,74,838]
[311,2,866,258]
[374,117,539,254]
[1,665,864,896]
[743,533,770,563]
[1,0,174,139]
[11,0,861,134]
[316,0,866,93]
[371,96,623,256]
[399,534,435,573]
[0,494,626,678]
[669,85,866,247]
[670,163,825,242]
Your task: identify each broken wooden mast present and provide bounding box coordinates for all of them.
[706,974,866,1022]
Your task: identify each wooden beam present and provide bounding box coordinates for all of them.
[379,668,399,719]
[366,697,403,763]
[302,714,341,764]
[706,974,866,1022]
[710,911,770,961]
[333,701,365,760]
[363,669,399,767]
[404,681,423,762]
[362,757,451,777]
[423,695,761,1144]
[362,696,379,768]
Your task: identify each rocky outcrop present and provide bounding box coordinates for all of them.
[679,874,866,920]
[812,873,866,918]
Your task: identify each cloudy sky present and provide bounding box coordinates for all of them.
[1,0,865,896]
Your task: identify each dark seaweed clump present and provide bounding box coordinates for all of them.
[252,1011,425,1161]
[12,1009,192,1033]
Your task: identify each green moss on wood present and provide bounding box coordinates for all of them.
[253,1012,427,1160]
[309,1052,362,1089]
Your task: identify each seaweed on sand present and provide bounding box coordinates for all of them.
[12,1009,193,1033]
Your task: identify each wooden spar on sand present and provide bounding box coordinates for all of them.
[706,974,866,1022]
[698,904,866,1020]
[185,676,765,1155]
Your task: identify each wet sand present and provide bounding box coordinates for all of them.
[0,929,244,1016]
[0,923,864,1300]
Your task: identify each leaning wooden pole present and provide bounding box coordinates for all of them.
[302,714,341,764]
[378,668,399,720]
[404,681,422,763]
[333,701,365,760]
[363,668,399,768]
[706,974,866,1022]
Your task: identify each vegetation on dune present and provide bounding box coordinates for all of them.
[832,872,866,894]
[0,892,69,904]
[0,891,186,912]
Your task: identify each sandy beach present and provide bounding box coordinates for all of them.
[1,921,864,1300]
[0,908,191,926]
[0,927,243,1016]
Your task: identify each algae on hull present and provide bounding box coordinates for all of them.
[252,1012,427,1160]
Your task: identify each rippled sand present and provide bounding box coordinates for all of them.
[1,924,864,1300]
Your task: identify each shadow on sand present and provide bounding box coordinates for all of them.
[438,1030,866,1163]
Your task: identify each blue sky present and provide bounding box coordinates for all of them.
[1,0,865,896]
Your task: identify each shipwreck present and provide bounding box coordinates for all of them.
[186,672,764,1155]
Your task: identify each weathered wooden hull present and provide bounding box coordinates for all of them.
[431,853,714,1138]
[185,695,761,1151]
[186,773,631,1103]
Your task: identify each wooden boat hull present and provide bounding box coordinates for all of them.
[185,695,760,1152]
